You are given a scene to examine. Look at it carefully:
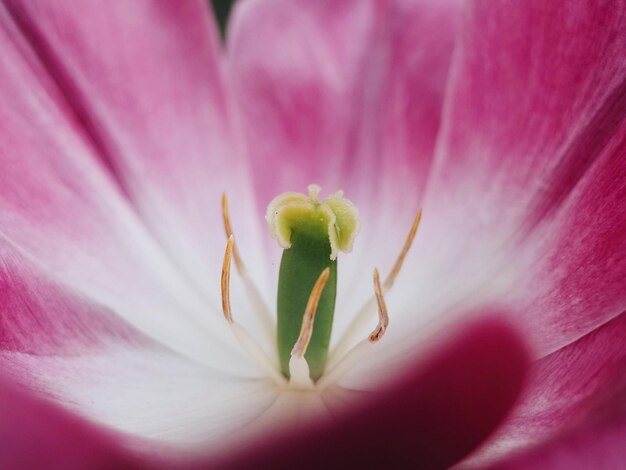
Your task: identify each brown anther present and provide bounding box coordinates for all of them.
[221,192,246,276]
[383,209,422,290]
[369,268,389,342]
[291,268,331,358]
[221,235,234,324]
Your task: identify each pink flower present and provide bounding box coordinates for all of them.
[0,0,624,468]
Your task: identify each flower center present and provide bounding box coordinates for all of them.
[220,185,421,390]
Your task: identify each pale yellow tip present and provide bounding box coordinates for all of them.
[265,185,360,260]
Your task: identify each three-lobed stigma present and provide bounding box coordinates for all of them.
[266,184,359,261]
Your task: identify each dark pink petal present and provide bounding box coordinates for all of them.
[210,318,529,469]
[2,0,267,308]
[467,312,626,466]
[491,420,626,470]
[0,376,144,470]
[519,131,626,353]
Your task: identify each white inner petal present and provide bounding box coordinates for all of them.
[1,346,279,450]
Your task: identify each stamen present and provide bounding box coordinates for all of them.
[369,268,389,342]
[221,235,234,324]
[327,209,422,368]
[221,193,246,275]
[317,270,391,390]
[383,209,422,290]
[291,268,331,358]
[221,192,276,338]
[220,235,286,386]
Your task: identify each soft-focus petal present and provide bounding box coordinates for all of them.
[377,0,463,202]
[466,312,626,466]
[2,0,269,305]
[229,0,460,204]
[229,0,384,203]
[210,318,528,469]
[0,376,143,470]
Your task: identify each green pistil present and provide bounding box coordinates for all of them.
[266,185,359,381]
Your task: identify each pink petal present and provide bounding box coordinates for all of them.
[209,318,529,469]
[428,0,625,220]
[467,312,626,466]
[411,0,626,352]
[228,0,461,208]
[3,0,268,306]
[0,375,143,470]
[0,5,260,364]
[0,242,149,356]
[377,0,463,202]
